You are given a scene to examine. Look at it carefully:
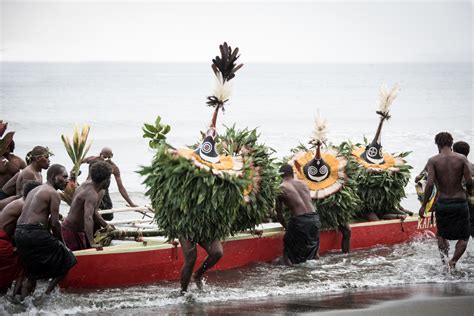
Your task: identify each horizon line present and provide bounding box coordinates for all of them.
[1,60,472,65]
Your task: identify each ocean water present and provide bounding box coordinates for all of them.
[1,62,472,209]
[0,62,473,314]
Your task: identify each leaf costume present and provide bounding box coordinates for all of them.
[288,114,361,230]
[349,84,412,218]
[140,43,279,242]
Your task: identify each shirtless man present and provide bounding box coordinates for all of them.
[419,132,472,268]
[1,146,50,199]
[14,164,76,299]
[62,161,113,250]
[453,141,474,238]
[0,141,26,192]
[0,181,40,295]
[276,164,321,265]
[84,147,137,220]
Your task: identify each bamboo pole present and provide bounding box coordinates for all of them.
[98,206,154,215]
[108,219,155,225]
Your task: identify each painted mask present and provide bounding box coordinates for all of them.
[303,158,331,182]
[194,135,220,163]
[361,141,385,164]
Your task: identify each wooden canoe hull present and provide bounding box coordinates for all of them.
[60,216,436,289]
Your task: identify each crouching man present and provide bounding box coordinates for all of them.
[0,181,40,295]
[276,164,321,265]
[63,161,113,250]
[14,164,77,299]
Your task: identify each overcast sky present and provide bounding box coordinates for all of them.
[1,0,472,62]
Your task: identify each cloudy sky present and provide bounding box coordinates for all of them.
[1,0,472,62]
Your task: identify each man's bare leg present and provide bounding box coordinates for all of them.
[339,224,351,254]
[437,236,450,265]
[194,240,223,289]
[179,238,197,293]
[45,272,68,295]
[20,278,36,301]
[282,252,293,265]
[12,276,23,296]
[448,239,468,269]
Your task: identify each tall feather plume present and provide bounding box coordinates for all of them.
[376,83,400,120]
[212,72,233,106]
[310,111,328,147]
[206,42,244,110]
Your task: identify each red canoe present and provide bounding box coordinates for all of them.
[60,215,436,289]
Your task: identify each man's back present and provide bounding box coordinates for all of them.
[17,184,56,226]
[16,165,43,196]
[280,178,315,217]
[65,181,99,231]
[0,198,24,236]
[0,151,26,186]
[430,151,470,199]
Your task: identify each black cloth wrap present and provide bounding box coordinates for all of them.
[435,198,470,240]
[14,223,77,280]
[284,212,321,264]
[469,202,474,231]
[99,189,113,221]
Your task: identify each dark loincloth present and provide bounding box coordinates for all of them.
[469,199,474,232]
[0,230,23,289]
[99,189,113,221]
[435,198,470,240]
[284,212,321,264]
[62,219,91,251]
[14,223,77,280]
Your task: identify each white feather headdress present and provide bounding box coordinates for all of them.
[377,83,400,118]
[310,111,328,146]
[212,72,233,104]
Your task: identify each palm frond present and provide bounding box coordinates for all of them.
[61,124,92,179]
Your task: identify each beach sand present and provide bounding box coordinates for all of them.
[97,283,474,315]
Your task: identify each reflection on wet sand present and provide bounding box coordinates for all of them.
[130,283,474,315]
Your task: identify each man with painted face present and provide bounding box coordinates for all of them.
[83,147,137,221]
[419,132,472,269]
[14,164,76,300]
[63,161,114,250]
[276,164,321,265]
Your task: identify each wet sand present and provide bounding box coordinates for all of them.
[100,282,474,315]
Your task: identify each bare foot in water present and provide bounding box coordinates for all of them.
[193,274,203,290]
[448,260,456,270]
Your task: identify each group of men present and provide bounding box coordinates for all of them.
[418,134,473,268]
[172,131,474,294]
[0,142,137,299]
[273,132,473,273]
[1,132,472,297]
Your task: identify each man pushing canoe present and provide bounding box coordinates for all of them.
[276,164,321,265]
